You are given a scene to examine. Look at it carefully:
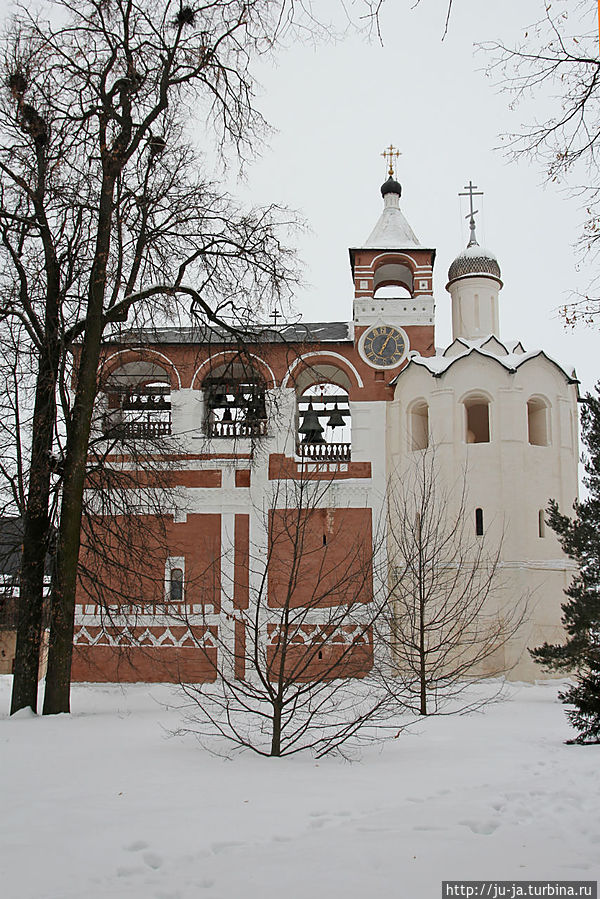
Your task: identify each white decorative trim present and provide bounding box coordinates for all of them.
[281,351,365,389]
[74,625,218,649]
[191,351,276,389]
[103,347,182,388]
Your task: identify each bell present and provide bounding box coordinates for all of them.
[298,403,325,444]
[211,384,227,406]
[221,407,233,423]
[326,403,346,429]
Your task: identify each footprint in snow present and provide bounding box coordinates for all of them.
[210,840,244,854]
[116,865,145,877]
[143,851,163,870]
[459,819,499,835]
[125,840,149,852]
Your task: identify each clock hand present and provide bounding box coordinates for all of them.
[380,335,392,354]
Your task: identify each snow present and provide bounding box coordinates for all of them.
[1,677,598,899]
[401,338,578,383]
[362,190,423,249]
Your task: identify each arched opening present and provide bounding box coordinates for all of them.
[464,395,490,444]
[297,382,351,462]
[475,507,484,536]
[170,567,184,602]
[409,400,429,451]
[538,510,546,538]
[373,284,412,299]
[527,397,550,446]
[204,359,267,439]
[373,262,414,297]
[103,360,171,440]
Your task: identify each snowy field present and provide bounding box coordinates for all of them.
[1,677,598,899]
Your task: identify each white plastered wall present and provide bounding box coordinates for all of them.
[388,350,579,681]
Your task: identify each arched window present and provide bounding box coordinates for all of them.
[170,567,184,602]
[204,361,266,439]
[527,398,550,446]
[475,507,484,536]
[103,361,171,440]
[538,510,546,538]
[297,383,351,462]
[464,395,490,444]
[409,401,429,451]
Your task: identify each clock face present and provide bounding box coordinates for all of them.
[361,325,408,369]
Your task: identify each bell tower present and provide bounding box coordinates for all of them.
[350,148,436,364]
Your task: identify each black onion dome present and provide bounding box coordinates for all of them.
[381,176,402,198]
[447,244,501,283]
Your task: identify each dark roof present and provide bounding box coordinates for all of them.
[104,321,353,347]
[381,176,402,197]
[447,246,502,284]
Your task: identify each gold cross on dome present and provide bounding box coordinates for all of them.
[381,144,401,178]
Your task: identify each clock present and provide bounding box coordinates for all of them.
[360,325,408,369]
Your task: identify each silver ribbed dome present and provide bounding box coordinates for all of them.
[448,244,501,283]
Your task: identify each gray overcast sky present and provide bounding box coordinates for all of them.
[226,0,598,394]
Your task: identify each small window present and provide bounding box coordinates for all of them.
[527,398,549,446]
[538,510,546,538]
[475,508,484,536]
[409,401,429,451]
[170,567,183,603]
[465,397,490,444]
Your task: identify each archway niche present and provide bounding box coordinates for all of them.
[527,397,550,446]
[408,400,429,451]
[295,366,352,462]
[104,360,172,440]
[203,359,267,439]
[373,262,414,297]
[464,395,490,444]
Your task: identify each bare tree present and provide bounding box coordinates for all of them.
[484,0,600,321]
[177,469,401,758]
[388,449,528,716]
[1,0,308,715]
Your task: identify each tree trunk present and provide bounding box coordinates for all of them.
[10,369,56,713]
[11,176,60,714]
[43,175,115,715]
[271,699,282,756]
[418,514,427,716]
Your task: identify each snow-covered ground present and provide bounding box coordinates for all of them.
[1,677,597,899]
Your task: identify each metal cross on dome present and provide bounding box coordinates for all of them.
[381,144,401,178]
[459,180,483,247]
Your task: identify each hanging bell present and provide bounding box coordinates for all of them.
[326,403,346,429]
[211,383,227,406]
[298,403,325,444]
[221,406,233,423]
